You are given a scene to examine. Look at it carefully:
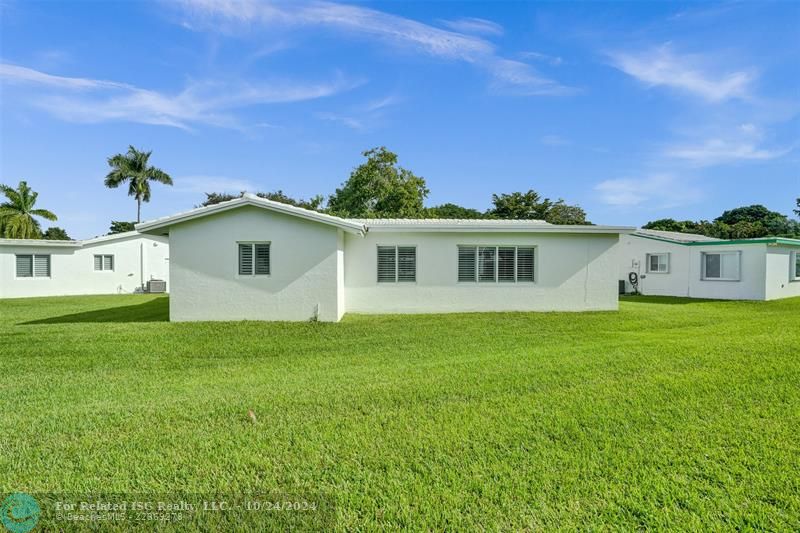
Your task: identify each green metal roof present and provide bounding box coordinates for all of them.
[633,233,800,247]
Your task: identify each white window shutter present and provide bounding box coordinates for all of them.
[458,246,476,282]
[517,248,534,282]
[397,247,416,282]
[478,247,496,282]
[254,244,270,275]
[377,246,396,282]
[239,244,253,275]
[34,255,50,277]
[16,255,33,277]
[498,247,515,282]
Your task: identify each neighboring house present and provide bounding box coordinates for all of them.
[0,231,169,298]
[619,229,800,300]
[136,194,634,322]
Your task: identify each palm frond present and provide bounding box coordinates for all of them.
[30,208,58,221]
[147,167,173,186]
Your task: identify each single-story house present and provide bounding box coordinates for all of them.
[619,229,800,300]
[0,231,169,298]
[135,194,634,322]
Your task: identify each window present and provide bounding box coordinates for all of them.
[793,251,800,280]
[16,254,50,278]
[238,243,270,275]
[646,253,669,273]
[701,251,740,281]
[377,246,416,283]
[93,254,114,271]
[457,246,535,283]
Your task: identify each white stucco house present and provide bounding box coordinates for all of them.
[135,194,634,322]
[0,231,169,298]
[619,229,800,300]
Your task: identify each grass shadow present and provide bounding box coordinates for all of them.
[21,297,169,324]
[621,295,723,305]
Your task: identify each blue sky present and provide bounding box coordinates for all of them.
[1,0,798,238]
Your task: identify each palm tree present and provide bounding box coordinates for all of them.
[104,146,173,223]
[0,181,58,239]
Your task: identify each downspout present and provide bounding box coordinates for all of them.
[140,242,144,291]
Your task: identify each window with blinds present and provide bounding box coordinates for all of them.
[94,254,114,271]
[794,251,800,280]
[16,255,33,277]
[16,254,50,278]
[238,243,270,275]
[457,246,535,283]
[377,245,416,283]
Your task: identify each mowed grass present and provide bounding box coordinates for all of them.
[0,295,798,530]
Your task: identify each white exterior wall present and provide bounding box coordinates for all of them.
[168,206,342,322]
[344,232,621,313]
[765,246,800,300]
[618,236,690,296]
[618,235,781,300]
[0,234,169,298]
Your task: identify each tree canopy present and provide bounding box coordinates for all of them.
[198,191,323,210]
[197,148,589,223]
[486,190,589,224]
[42,227,71,240]
[644,204,800,239]
[108,221,136,234]
[327,147,429,218]
[424,203,483,219]
[105,146,173,222]
[0,180,58,239]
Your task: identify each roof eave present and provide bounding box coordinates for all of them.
[135,197,367,236]
[0,238,82,248]
[365,224,635,234]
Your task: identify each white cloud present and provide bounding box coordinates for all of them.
[1,63,359,129]
[594,174,703,208]
[663,122,793,166]
[520,51,563,66]
[0,63,132,90]
[315,111,364,130]
[608,43,755,102]
[664,139,791,166]
[541,134,570,147]
[175,0,572,96]
[315,94,401,131]
[439,17,503,37]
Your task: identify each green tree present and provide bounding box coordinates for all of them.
[198,190,324,210]
[545,201,590,225]
[109,221,136,234]
[0,180,58,239]
[198,192,239,207]
[794,198,799,217]
[486,190,589,224]
[424,203,483,219]
[642,219,702,234]
[487,190,552,220]
[327,147,429,218]
[42,226,71,240]
[104,146,173,223]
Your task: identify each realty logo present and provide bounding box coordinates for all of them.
[0,493,40,533]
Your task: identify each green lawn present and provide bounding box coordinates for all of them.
[1,295,798,530]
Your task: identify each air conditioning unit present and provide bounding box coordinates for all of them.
[147,279,167,293]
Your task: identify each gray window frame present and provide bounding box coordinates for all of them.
[376,245,417,283]
[237,242,271,276]
[457,245,536,284]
